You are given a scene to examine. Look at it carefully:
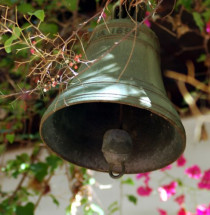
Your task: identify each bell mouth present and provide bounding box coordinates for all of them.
[40,102,185,174]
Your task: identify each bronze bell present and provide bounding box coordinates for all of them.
[40,3,186,178]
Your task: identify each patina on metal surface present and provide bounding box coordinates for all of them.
[40,3,186,177]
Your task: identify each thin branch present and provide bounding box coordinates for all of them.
[165,70,210,93]
[34,173,54,210]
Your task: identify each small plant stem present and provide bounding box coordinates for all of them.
[120,180,123,215]
[34,173,54,210]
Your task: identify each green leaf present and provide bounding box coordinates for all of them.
[127,195,137,205]
[4,27,21,53]
[32,145,40,156]
[16,202,34,215]
[65,0,78,11]
[202,9,210,22]
[46,155,62,173]
[176,0,192,10]
[6,134,15,144]
[35,0,44,6]
[17,153,30,162]
[108,201,118,211]
[18,187,31,202]
[17,3,35,14]
[49,194,60,206]
[0,198,16,215]
[177,179,183,186]
[30,162,48,182]
[108,207,119,215]
[87,177,96,185]
[4,37,14,53]
[193,12,204,32]
[13,27,21,39]
[13,43,28,58]
[203,0,210,6]
[39,23,58,37]
[108,201,119,215]
[81,198,88,205]
[121,177,134,185]
[197,54,206,63]
[90,204,104,215]
[28,10,45,22]
[65,205,71,215]
[0,0,13,6]
[3,153,30,177]
[0,144,6,155]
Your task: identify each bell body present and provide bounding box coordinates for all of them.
[40,19,186,174]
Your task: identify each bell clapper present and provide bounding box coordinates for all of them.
[102,129,133,179]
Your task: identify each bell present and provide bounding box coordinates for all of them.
[40,3,186,178]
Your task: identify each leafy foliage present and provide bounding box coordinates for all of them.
[16,202,35,215]
[28,10,45,22]
[122,177,135,185]
[192,12,204,32]
[127,195,138,205]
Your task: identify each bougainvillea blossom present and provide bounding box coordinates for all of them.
[178,208,193,215]
[158,208,168,215]
[196,204,210,215]
[158,181,178,201]
[30,48,35,54]
[144,12,151,27]
[178,208,187,215]
[206,20,210,35]
[137,185,152,196]
[136,172,150,179]
[136,172,150,185]
[198,169,210,190]
[175,195,185,206]
[185,165,202,179]
[177,155,186,167]
[161,165,172,172]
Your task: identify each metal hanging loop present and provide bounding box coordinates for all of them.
[109,162,125,179]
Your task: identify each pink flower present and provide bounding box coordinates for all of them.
[97,11,107,23]
[206,20,210,35]
[185,165,202,179]
[175,195,185,206]
[144,11,151,28]
[198,169,210,190]
[178,208,193,215]
[136,172,149,179]
[178,208,187,215]
[102,12,107,19]
[136,172,150,185]
[196,204,210,215]
[158,181,178,201]
[137,185,152,196]
[177,155,186,167]
[158,209,168,215]
[161,165,172,172]
[30,48,35,54]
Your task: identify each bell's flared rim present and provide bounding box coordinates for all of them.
[40,99,186,174]
[40,80,186,174]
